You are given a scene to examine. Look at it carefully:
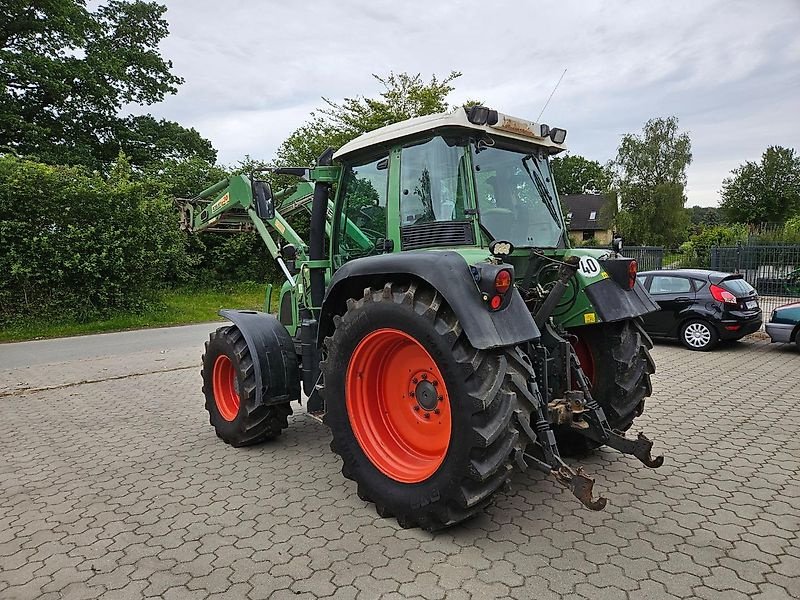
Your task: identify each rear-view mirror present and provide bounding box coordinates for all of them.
[253,180,274,220]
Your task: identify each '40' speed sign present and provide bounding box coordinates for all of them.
[578,256,602,277]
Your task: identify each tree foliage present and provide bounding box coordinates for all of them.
[276,72,461,166]
[551,154,611,195]
[688,205,723,228]
[719,146,800,225]
[612,116,692,246]
[0,0,215,168]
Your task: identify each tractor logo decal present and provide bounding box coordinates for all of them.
[211,193,230,212]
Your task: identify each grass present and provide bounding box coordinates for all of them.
[0,282,279,343]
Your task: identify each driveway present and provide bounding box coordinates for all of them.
[0,326,798,599]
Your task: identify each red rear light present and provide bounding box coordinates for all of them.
[489,294,503,310]
[710,284,737,304]
[628,260,637,290]
[494,269,512,294]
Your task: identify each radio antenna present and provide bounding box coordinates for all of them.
[536,68,567,122]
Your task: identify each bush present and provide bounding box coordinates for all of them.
[0,156,188,323]
[677,224,748,267]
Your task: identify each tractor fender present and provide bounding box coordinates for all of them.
[219,309,301,406]
[319,251,540,350]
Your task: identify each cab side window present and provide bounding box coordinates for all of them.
[336,155,389,261]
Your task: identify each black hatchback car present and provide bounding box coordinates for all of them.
[637,269,762,350]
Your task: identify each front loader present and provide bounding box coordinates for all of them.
[176,106,664,530]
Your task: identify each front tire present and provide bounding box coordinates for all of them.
[202,325,292,446]
[680,319,718,351]
[322,281,519,530]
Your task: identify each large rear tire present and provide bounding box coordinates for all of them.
[322,281,520,530]
[559,318,655,453]
[202,325,292,446]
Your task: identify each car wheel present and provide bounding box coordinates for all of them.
[680,319,718,351]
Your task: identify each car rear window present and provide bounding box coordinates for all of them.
[722,277,756,296]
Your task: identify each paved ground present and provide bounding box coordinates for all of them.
[0,325,798,600]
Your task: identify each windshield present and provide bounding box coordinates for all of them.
[473,143,564,247]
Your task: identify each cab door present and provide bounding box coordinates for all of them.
[331,153,390,270]
[643,275,696,336]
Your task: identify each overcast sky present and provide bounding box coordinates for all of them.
[147,0,800,207]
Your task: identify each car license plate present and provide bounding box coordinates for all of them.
[746,300,758,309]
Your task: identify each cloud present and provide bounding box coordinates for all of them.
[147,0,800,206]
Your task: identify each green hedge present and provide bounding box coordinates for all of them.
[0,156,189,323]
[0,155,280,325]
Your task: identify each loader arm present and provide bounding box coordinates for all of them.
[176,174,374,266]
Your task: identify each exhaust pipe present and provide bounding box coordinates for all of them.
[309,148,334,315]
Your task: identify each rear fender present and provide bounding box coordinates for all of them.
[219,309,301,406]
[319,251,540,350]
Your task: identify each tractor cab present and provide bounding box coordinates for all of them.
[331,107,570,269]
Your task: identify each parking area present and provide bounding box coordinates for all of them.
[0,326,798,600]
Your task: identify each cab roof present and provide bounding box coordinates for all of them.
[333,107,569,160]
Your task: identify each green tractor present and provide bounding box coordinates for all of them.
[177,106,663,530]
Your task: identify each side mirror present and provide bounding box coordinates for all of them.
[252,180,274,220]
[612,236,623,255]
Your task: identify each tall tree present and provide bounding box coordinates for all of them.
[688,205,723,227]
[719,146,800,225]
[551,154,611,195]
[0,0,215,168]
[276,72,461,166]
[612,116,692,246]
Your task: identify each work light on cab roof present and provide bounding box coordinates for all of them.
[465,105,567,144]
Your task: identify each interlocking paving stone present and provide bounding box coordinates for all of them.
[1,331,799,599]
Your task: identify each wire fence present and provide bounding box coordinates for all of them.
[589,243,800,321]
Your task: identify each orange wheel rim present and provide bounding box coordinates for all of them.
[346,328,452,483]
[213,355,240,421]
[570,335,596,387]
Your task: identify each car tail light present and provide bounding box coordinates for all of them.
[724,324,741,331]
[489,295,503,310]
[628,260,637,290]
[710,284,737,304]
[494,269,512,294]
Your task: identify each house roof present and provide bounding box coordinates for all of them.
[561,193,608,231]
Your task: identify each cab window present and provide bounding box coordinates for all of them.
[400,136,468,225]
[335,155,389,261]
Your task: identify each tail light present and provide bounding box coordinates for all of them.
[710,284,737,304]
[627,260,637,290]
[494,269,512,294]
